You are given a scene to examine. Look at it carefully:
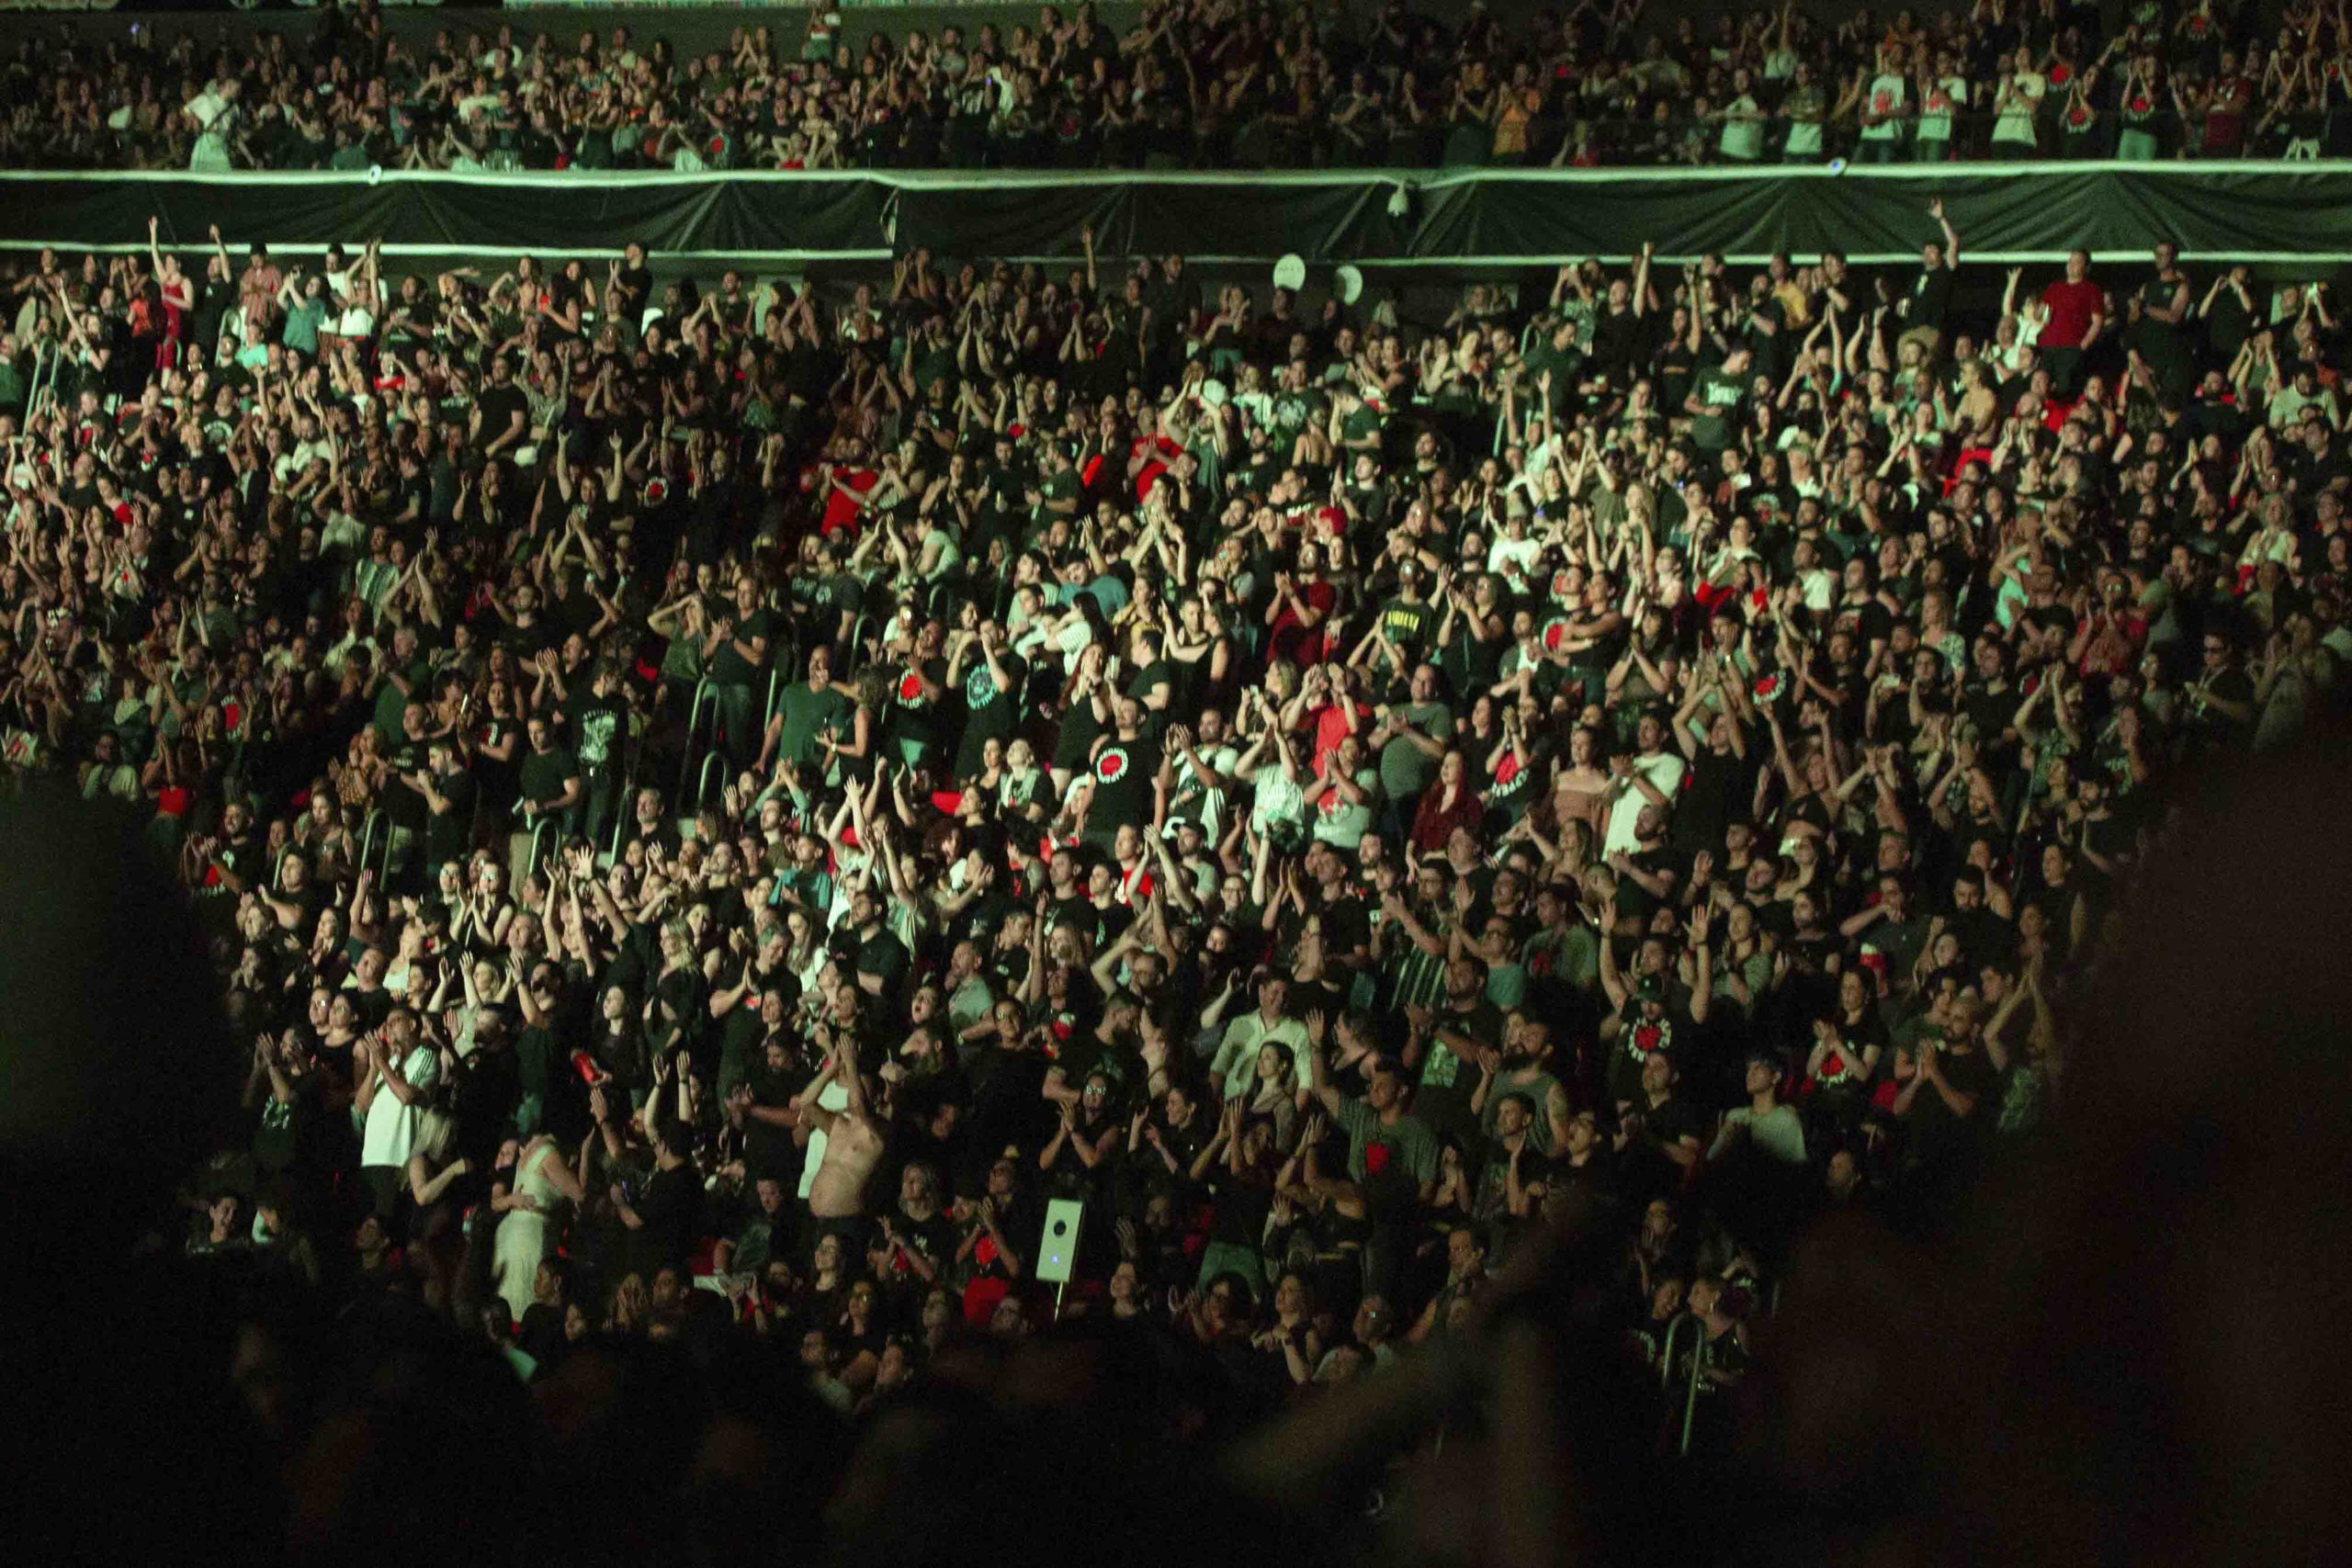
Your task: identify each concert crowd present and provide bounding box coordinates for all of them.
[7,0,2352,172]
[2,191,2346,1456]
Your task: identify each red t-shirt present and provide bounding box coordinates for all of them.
[1129,434,1182,502]
[818,466,878,536]
[1304,700,1352,776]
[1268,580,1337,668]
[2038,279,2104,349]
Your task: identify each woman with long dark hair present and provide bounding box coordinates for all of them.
[1409,747,1484,856]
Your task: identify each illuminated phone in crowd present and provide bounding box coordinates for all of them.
[1036,1199,1083,1285]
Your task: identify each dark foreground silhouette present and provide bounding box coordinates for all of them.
[6,739,2346,1568]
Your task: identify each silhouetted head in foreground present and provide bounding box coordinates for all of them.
[2,786,255,1563]
[1219,728,2352,1568]
[1743,728,2352,1568]
[1,785,239,1216]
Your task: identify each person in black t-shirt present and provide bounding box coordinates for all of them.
[870,1162,956,1291]
[1613,1049,1704,1206]
[1670,695,1755,857]
[845,885,911,1006]
[1894,993,1994,1206]
[1896,197,1961,356]
[473,355,530,465]
[607,244,653,335]
[414,739,478,880]
[560,658,630,850]
[517,715,582,835]
[609,1110,701,1282]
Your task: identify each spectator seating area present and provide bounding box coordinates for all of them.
[6,192,2343,1431]
[6,0,2352,172]
[5,8,2352,1558]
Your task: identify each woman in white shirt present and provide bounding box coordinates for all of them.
[1992,48,2047,155]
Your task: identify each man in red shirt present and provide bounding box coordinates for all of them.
[1267,541,1338,669]
[1125,409,1184,502]
[2037,250,2107,396]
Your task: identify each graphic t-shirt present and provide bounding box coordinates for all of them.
[1085,734,1159,833]
[1377,597,1435,659]
[954,649,1028,778]
[1995,71,2046,145]
[1861,73,1908,141]
[889,658,947,750]
[1334,1096,1440,1211]
[1690,367,1746,450]
[567,691,627,773]
[1918,75,1966,139]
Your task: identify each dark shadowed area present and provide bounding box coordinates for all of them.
[6,722,2350,1565]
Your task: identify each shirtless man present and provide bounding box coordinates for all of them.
[799,1036,885,1222]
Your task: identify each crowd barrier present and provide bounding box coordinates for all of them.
[6,163,2352,268]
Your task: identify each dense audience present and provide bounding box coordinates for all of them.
[2,194,2346,1455]
[11,0,2352,172]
